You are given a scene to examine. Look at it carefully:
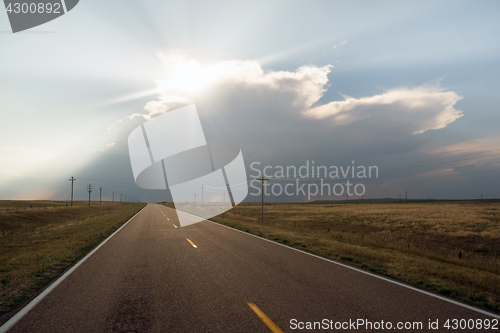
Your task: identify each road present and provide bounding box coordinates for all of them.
[4,203,498,332]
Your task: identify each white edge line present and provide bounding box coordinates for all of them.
[172,212,500,320]
[0,205,148,333]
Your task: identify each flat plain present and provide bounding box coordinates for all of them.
[0,201,145,322]
[207,200,500,312]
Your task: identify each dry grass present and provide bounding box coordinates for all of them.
[0,199,108,212]
[204,201,500,313]
[0,201,146,322]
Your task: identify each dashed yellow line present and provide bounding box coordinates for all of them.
[247,302,284,333]
[173,224,177,229]
[156,205,174,225]
[186,238,197,248]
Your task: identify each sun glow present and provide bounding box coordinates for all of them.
[156,55,219,94]
[155,53,249,95]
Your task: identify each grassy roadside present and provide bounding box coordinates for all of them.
[0,202,146,322]
[202,202,500,313]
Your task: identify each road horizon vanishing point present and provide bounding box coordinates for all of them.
[128,104,248,227]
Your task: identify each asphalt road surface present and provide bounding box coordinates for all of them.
[4,203,499,332]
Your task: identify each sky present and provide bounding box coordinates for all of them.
[1,0,500,202]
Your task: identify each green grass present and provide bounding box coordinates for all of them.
[0,201,146,320]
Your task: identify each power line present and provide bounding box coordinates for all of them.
[77,177,136,186]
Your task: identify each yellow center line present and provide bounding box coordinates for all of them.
[157,207,171,221]
[173,224,177,229]
[186,238,197,248]
[247,302,284,333]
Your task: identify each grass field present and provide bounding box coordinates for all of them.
[0,201,146,321]
[199,200,500,313]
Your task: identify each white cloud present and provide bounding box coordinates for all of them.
[106,52,333,147]
[107,52,465,156]
[303,86,463,134]
[148,52,333,115]
[333,40,348,50]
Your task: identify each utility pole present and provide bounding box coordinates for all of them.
[112,191,114,204]
[69,177,76,207]
[405,191,407,204]
[257,177,269,222]
[87,184,93,206]
[194,193,197,207]
[99,186,102,206]
[481,194,483,200]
